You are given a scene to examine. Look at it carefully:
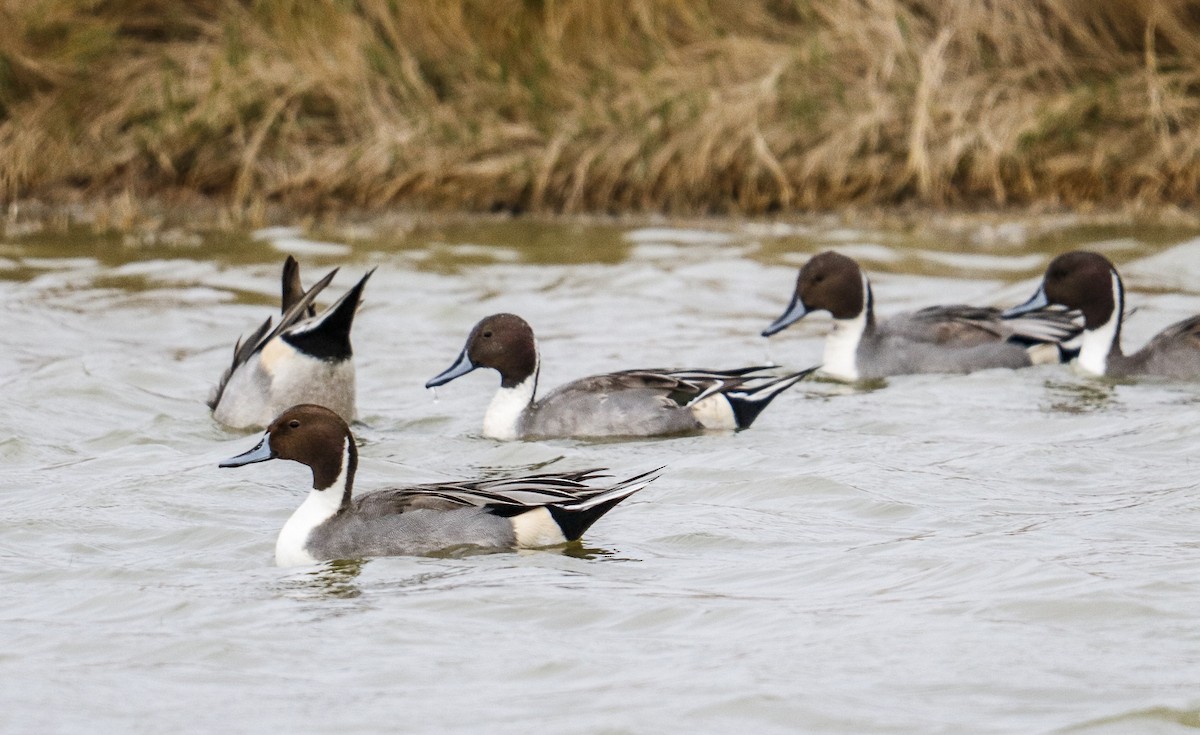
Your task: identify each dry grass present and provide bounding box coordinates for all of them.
[0,0,1198,216]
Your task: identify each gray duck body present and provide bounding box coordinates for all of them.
[855,305,1063,379]
[209,258,373,430]
[763,251,1080,381]
[427,314,813,439]
[307,499,518,559]
[1116,315,1200,378]
[220,405,655,566]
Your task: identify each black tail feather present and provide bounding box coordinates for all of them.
[1058,344,1081,363]
[283,268,375,360]
[281,255,320,318]
[544,467,660,541]
[546,494,630,542]
[726,367,816,429]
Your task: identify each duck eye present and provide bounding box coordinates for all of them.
[482,330,493,338]
[288,419,301,429]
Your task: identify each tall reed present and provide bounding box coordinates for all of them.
[0,0,1197,215]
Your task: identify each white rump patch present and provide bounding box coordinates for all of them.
[259,335,306,378]
[511,507,567,548]
[1025,342,1061,366]
[690,394,737,430]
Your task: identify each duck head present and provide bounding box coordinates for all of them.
[763,251,869,336]
[426,313,539,389]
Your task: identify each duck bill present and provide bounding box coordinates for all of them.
[762,294,810,337]
[1002,286,1050,319]
[425,348,477,388]
[220,435,276,468]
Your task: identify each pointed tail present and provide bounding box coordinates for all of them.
[281,255,328,318]
[722,366,817,429]
[283,268,376,360]
[544,467,661,542]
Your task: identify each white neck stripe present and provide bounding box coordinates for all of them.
[483,357,539,440]
[1075,270,1123,376]
[275,438,351,566]
[820,272,870,381]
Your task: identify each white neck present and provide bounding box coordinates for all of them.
[821,273,870,381]
[275,439,351,567]
[1075,271,1123,377]
[482,371,537,440]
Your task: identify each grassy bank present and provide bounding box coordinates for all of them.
[2,1,1199,217]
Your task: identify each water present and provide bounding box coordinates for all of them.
[3,217,1200,734]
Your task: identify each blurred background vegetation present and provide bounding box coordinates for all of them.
[1,0,1198,217]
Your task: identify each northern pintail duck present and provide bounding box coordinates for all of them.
[761,250,1081,381]
[426,313,814,440]
[1004,250,1200,378]
[209,257,374,430]
[220,404,656,566]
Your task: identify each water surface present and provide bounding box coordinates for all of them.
[3,217,1200,733]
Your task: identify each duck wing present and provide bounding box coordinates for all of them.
[895,305,1080,347]
[555,366,781,407]
[351,468,661,520]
